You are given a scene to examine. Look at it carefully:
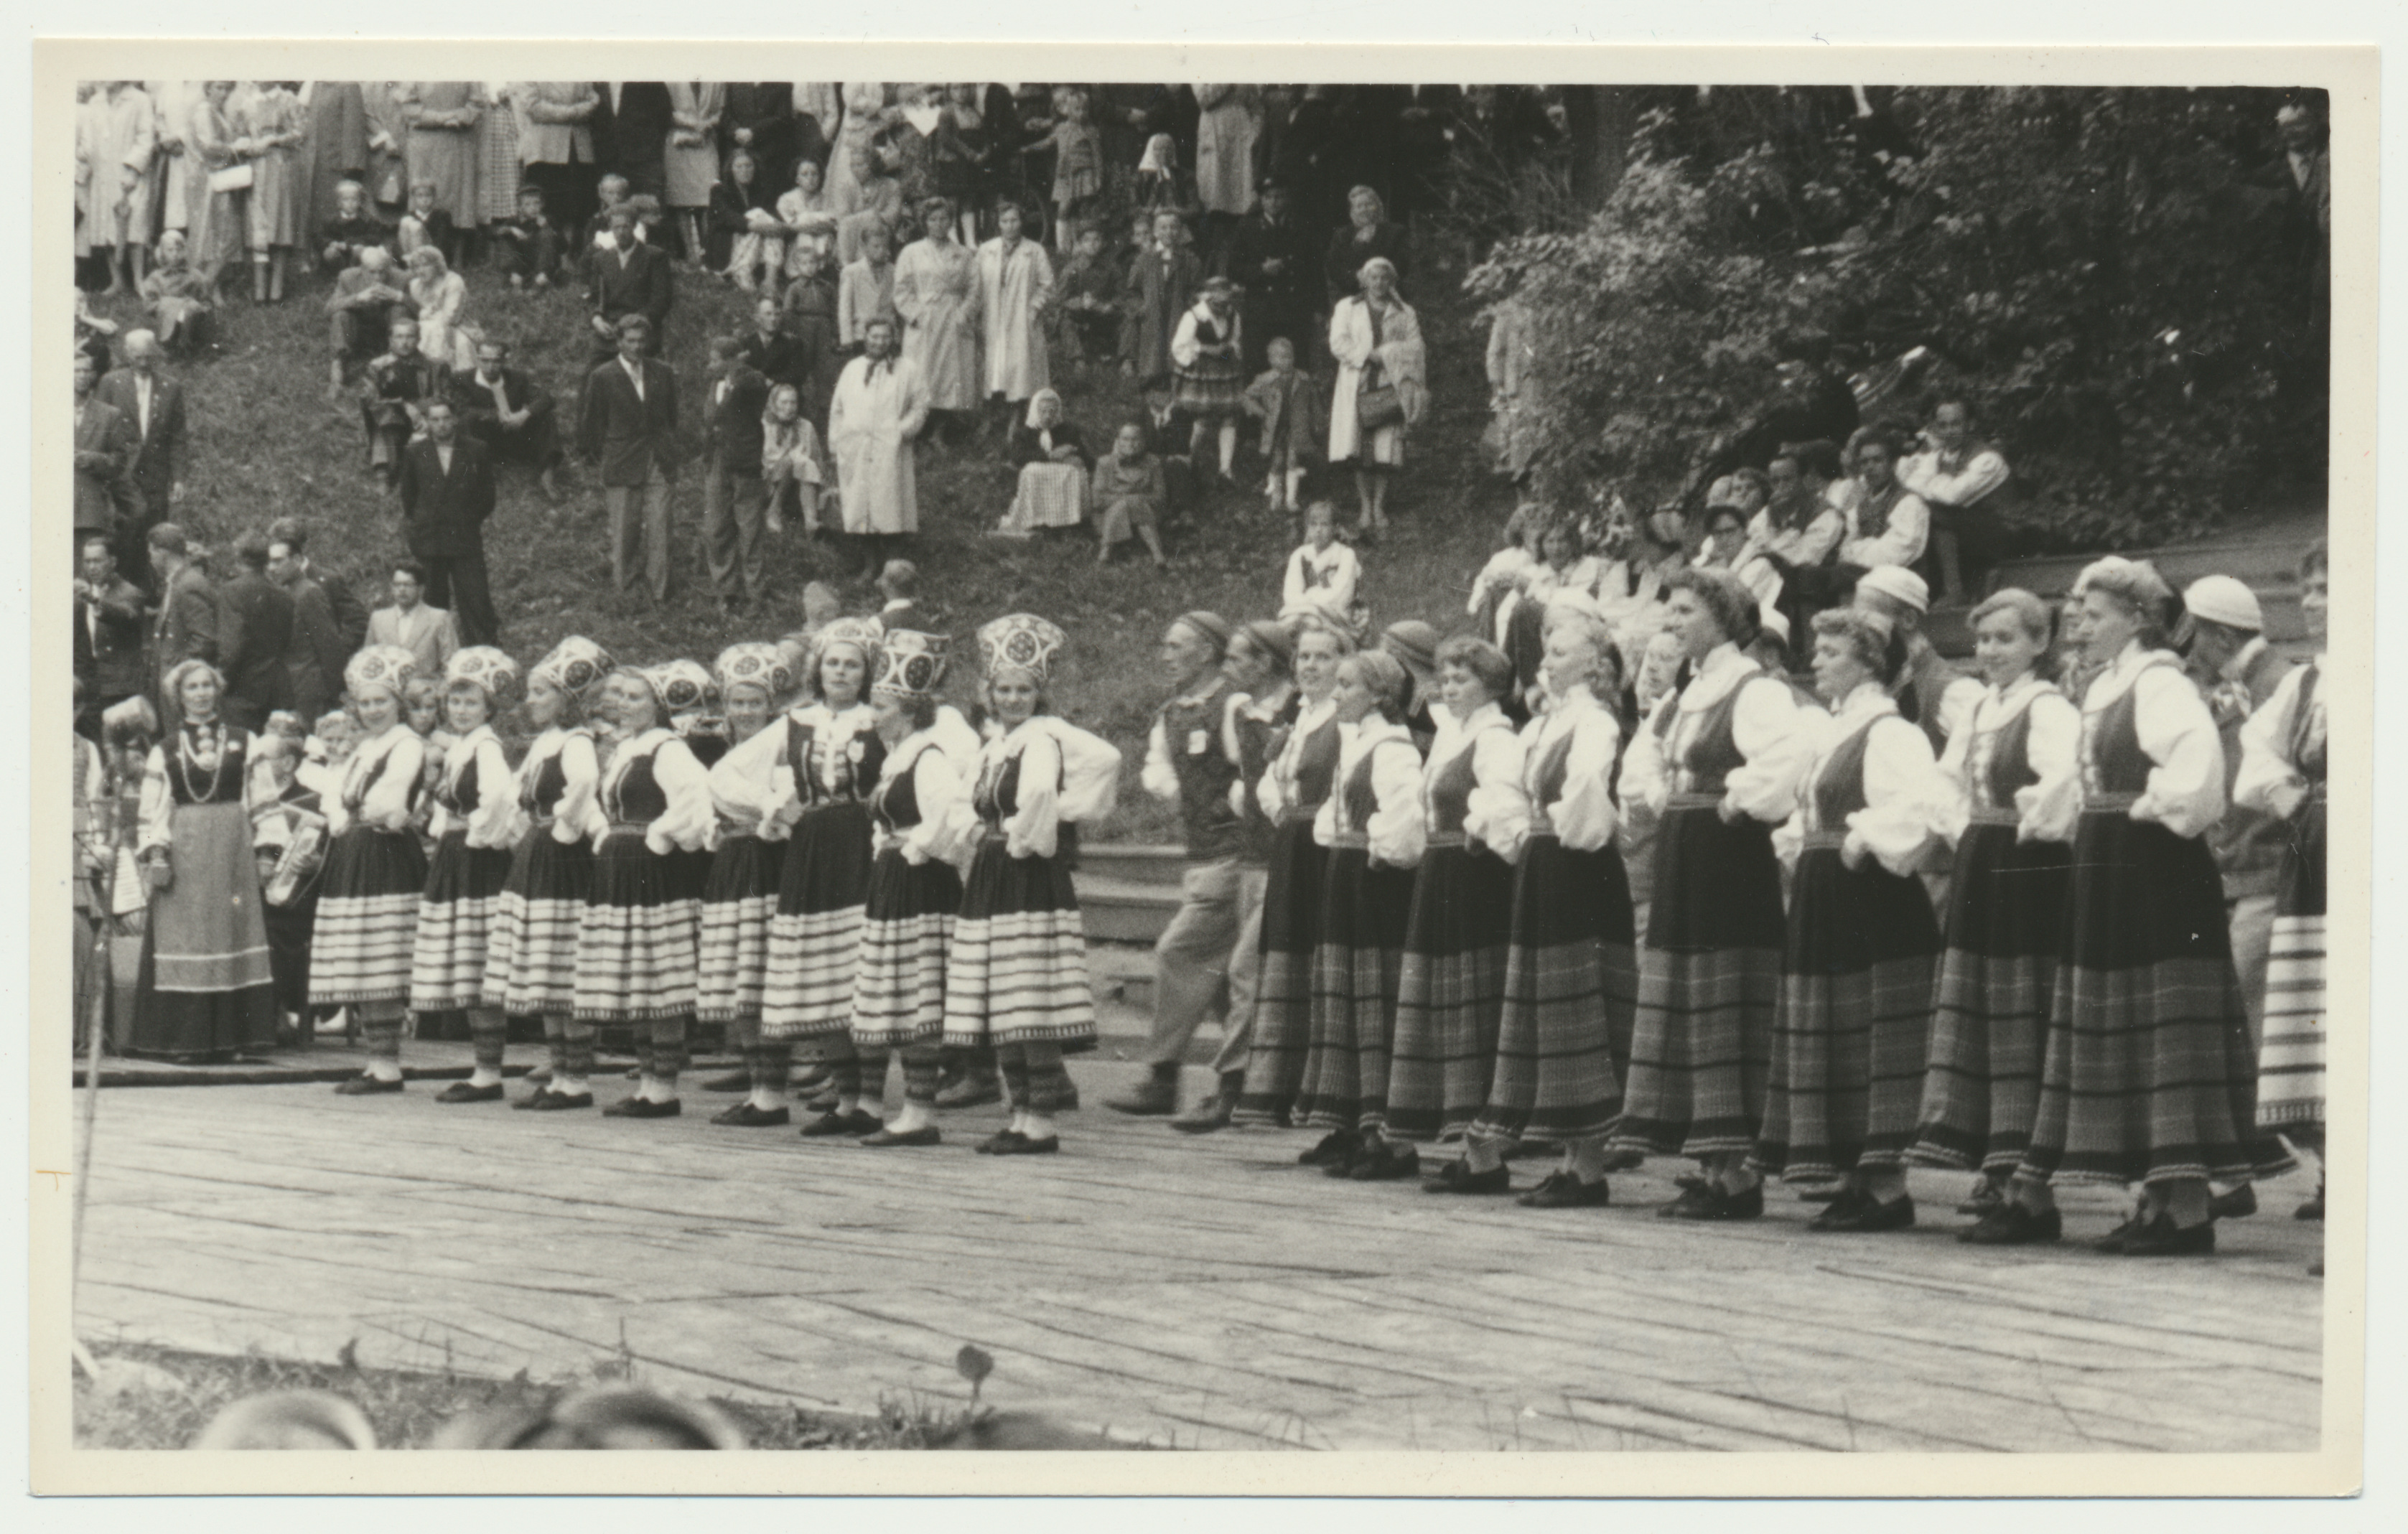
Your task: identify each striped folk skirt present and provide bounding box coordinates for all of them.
[1292,844,1417,1133]
[1912,821,2071,1171]
[851,846,964,1050]
[409,828,514,1013]
[309,823,429,1007]
[2257,795,2326,1131]
[1610,804,1787,1160]
[1752,843,1943,1183]
[696,833,785,1025]
[2018,812,2297,1188]
[943,836,1097,1050]
[573,828,704,1024]
[762,803,876,1042]
[1235,815,1333,1126]
[128,800,277,1060]
[1470,835,1640,1146]
[487,822,594,1018]
[1385,841,1517,1143]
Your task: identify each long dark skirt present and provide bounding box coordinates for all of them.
[309,824,428,1007]
[1293,846,1417,1132]
[2017,812,2297,1188]
[129,799,278,1059]
[852,847,965,1050]
[942,838,1097,1051]
[1234,816,1332,1126]
[1470,835,1640,1144]
[763,803,876,1041]
[1610,805,1786,1159]
[1912,823,2071,1171]
[410,828,514,1012]
[2257,796,2325,1131]
[488,826,593,1018]
[1384,843,1516,1143]
[698,832,785,1024]
[1753,845,1943,1182]
[573,831,701,1024]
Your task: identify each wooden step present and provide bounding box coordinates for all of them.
[1928,529,2320,660]
[1075,872,1182,945]
[1076,843,1187,887]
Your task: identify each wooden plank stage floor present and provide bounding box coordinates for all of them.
[73,1065,2326,1451]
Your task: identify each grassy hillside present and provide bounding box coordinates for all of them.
[82,243,1518,841]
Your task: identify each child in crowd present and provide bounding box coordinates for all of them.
[780,245,842,423]
[1242,335,1324,522]
[1055,223,1124,368]
[1042,87,1105,252]
[396,179,459,269]
[778,156,839,277]
[490,183,562,290]
[1093,420,1170,569]
[316,179,393,276]
[1279,501,1368,640]
[1467,503,1545,647]
[711,147,787,294]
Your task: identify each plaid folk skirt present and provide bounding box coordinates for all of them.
[1292,845,1415,1132]
[573,830,704,1024]
[1609,805,1787,1159]
[309,824,429,1007]
[696,832,786,1024]
[2257,795,2326,1130]
[851,846,963,1050]
[2017,813,2297,1188]
[1752,844,1943,1183]
[1235,815,1331,1127]
[1470,835,1639,1145]
[762,803,876,1042]
[487,823,593,1018]
[1912,821,2071,1171]
[409,827,515,1013]
[942,838,1096,1051]
[1384,842,1516,1144]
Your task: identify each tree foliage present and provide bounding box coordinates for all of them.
[1473,86,2326,549]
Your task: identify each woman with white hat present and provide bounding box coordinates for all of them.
[573,663,717,1119]
[308,645,433,1094]
[409,646,523,1103]
[494,637,612,1111]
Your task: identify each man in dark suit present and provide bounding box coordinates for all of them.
[216,531,296,733]
[73,350,137,558]
[577,314,683,604]
[739,295,803,393]
[585,202,673,366]
[144,523,219,714]
[266,533,348,721]
[449,337,564,502]
[700,335,773,612]
[1222,177,1319,373]
[265,517,368,655]
[360,317,449,488]
[74,535,149,742]
[93,330,189,591]
[395,398,502,645]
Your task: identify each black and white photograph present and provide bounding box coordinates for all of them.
[27,32,2373,1495]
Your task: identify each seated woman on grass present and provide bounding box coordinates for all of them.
[1091,418,1169,570]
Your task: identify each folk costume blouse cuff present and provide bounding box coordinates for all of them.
[1004,727,1065,862]
[2234,659,2322,816]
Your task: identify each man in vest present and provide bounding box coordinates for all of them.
[1852,566,1982,754]
[1107,611,1251,1118]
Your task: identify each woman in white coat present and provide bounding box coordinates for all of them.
[972,200,1053,434]
[1326,256,1426,541]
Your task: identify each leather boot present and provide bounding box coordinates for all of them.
[1169,1071,1243,1134]
[1106,1061,1181,1116]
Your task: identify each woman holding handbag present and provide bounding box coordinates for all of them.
[1327,256,1425,543]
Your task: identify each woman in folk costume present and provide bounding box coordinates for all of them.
[942,616,1101,1156]
[696,642,803,1128]
[409,647,524,1103]
[1465,599,1641,1208]
[1233,618,1355,1128]
[307,646,431,1094]
[574,665,717,1119]
[2234,541,2328,1223]
[1608,569,1821,1217]
[1288,649,1425,1169]
[1386,637,1530,1190]
[850,630,970,1146]
[1750,609,1954,1232]
[2012,558,2294,1255]
[1908,589,2081,1241]
[1170,275,1248,482]
[745,618,888,1134]
[494,637,612,1111]
[124,660,278,1062]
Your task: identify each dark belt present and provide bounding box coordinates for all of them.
[1666,792,1725,810]
[2084,792,2141,814]
[1966,805,2017,827]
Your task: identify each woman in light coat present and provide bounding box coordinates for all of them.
[1327,256,1426,541]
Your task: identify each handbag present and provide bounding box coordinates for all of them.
[1355,358,1406,432]
[207,162,254,194]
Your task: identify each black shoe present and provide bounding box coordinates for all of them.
[1421,1159,1511,1196]
[710,1102,790,1128]
[2209,1184,2258,1220]
[1664,1182,1764,1221]
[1672,1170,1711,1192]
[1298,1129,1359,1167]
[976,1129,1027,1155]
[1959,1204,2063,1246]
[1519,1171,1612,1209]
[989,1133,1060,1156]
[434,1080,505,1103]
[603,1096,682,1119]
[859,1125,943,1147]
[2122,1212,2216,1257]
[1349,1140,1420,1182]
[799,1108,881,1138]
[805,1089,842,1113]
[1805,1186,1872,1230]
[522,1089,593,1111]
[2295,1184,2325,1222]
[334,1075,403,1095]
[1956,1177,2007,1217]
[1813,1193,1916,1233]
[700,1070,751,1093]
[2091,1212,2147,1254]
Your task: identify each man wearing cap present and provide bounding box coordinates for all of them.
[1109,612,1249,1118]
[1223,176,1317,373]
[1852,566,1982,754]
[2183,574,2296,1056]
